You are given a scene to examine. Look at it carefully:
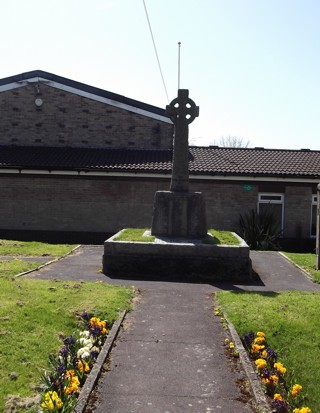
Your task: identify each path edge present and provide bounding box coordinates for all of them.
[14,245,82,278]
[225,315,272,413]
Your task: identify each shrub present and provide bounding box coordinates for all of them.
[239,207,282,250]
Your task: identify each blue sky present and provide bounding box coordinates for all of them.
[1,0,319,149]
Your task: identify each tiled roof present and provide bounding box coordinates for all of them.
[0,145,320,179]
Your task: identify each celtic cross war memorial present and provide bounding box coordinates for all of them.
[151,89,207,239]
[103,89,252,281]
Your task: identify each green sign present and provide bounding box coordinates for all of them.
[243,184,253,192]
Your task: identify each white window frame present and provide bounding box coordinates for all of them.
[311,195,317,238]
[258,193,285,232]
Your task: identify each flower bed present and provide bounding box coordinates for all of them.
[214,306,313,413]
[242,331,311,413]
[39,312,109,412]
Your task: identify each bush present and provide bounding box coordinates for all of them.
[239,207,282,250]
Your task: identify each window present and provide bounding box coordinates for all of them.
[311,195,318,237]
[258,193,284,232]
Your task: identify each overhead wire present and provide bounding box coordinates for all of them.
[142,0,170,103]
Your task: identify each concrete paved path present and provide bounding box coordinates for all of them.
[26,246,320,412]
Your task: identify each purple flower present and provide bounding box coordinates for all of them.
[56,363,66,376]
[59,346,69,357]
[271,399,289,413]
[266,346,278,362]
[260,367,270,379]
[64,335,76,346]
[90,350,99,360]
[72,357,80,368]
[81,311,91,321]
[243,331,255,348]
[90,325,102,337]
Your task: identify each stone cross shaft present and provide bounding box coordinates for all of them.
[166,89,199,192]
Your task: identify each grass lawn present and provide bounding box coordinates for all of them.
[113,228,155,242]
[216,290,320,411]
[0,239,77,256]
[0,241,133,412]
[283,252,320,283]
[114,228,240,245]
[206,229,240,245]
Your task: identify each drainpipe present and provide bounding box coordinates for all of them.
[317,183,320,270]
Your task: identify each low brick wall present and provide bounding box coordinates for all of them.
[102,231,252,281]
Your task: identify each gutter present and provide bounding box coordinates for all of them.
[0,168,319,184]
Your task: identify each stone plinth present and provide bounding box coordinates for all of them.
[151,191,207,238]
[102,231,252,281]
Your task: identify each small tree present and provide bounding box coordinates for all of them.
[214,135,251,148]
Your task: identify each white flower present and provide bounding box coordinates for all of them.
[78,337,93,346]
[77,346,91,359]
[79,330,90,338]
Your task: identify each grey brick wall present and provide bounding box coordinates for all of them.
[0,84,173,149]
[0,174,316,240]
[284,186,313,238]
[0,175,257,235]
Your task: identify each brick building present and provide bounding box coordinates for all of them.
[0,70,319,247]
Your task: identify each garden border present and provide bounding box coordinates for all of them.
[224,315,272,413]
[74,310,126,413]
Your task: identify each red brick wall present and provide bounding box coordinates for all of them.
[0,84,173,149]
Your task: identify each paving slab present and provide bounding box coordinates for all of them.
[92,288,253,413]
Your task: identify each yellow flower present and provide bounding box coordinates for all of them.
[270,375,279,385]
[64,375,80,394]
[78,360,90,374]
[255,358,267,370]
[214,307,221,315]
[225,338,230,344]
[291,383,302,398]
[251,343,264,353]
[273,393,283,400]
[254,336,265,344]
[274,362,286,374]
[229,342,235,349]
[293,408,311,413]
[41,391,63,411]
[257,331,265,337]
[64,370,80,394]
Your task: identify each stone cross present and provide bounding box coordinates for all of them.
[166,89,199,192]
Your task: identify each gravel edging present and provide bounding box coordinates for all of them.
[225,315,272,413]
[14,245,81,278]
[74,310,126,413]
